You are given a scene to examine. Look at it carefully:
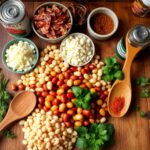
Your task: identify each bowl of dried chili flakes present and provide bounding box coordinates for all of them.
[32,2,73,43]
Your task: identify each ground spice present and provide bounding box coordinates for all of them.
[91,13,114,35]
[110,96,125,114]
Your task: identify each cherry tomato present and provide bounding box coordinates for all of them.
[52,85,58,91]
[64,72,71,79]
[42,84,48,91]
[52,98,61,105]
[82,110,90,117]
[58,74,64,80]
[57,80,64,86]
[83,121,89,126]
[52,77,58,84]
[11,84,18,91]
[61,84,69,90]
[48,58,53,64]
[61,94,68,103]
[70,75,78,80]
[79,76,84,81]
[67,109,75,116]
[62,113,69,122]
[100,93,107,100]
[49,91,57,97]
[42,91,49,97]
[70,66,77,72]
[36,91,42,96]
[43,106,49,112]
[18,83,25,90]
[38,104,43,109]
[53,110,60,116]
[89,64,95,70]
[67,92,74,99]
[81,69,86,74]
[38,97,45,104]
[64,122,72,127]
[84,66,90,73]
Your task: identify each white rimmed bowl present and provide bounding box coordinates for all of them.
[60,33,95,67]
[87,7,119,40]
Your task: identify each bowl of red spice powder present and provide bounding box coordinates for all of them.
[87,7,119,40]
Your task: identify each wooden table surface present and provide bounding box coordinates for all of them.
[0,1,150,150]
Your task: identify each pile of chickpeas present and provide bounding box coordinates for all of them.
[19,109,77,150]
[17,45,111,127]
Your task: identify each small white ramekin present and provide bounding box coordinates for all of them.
[87,7,119,40]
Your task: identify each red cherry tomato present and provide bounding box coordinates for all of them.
[38,97,45,104]
[38,104,43,109]
[18,83,25,90]
[64,122,72,127]
[70,66,77,72]
[53,110,60,116]
[70,75,78,80]
[48,58,53,64]
[61,84,69,90]
[79,76,84,81]
[83,110,90,117]
[67,109,75,116]
[64,72,71,79]
[57,80,64,86]
[30,84,36,89]
[49,91,57,97]
[62,113,69,122]
[52,98,61,105]
[42,84,48,91]
[52,77,59,84]
[42,91,49,97]
[36,91,42,96]
[83,121,89,126]
[89,64,95,70]
[61,94,68,103]
[43,106,49,112]
[67,92,74,99]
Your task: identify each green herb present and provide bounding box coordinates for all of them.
[75,123,115,150]
[134,76,150,98]
[0,71,16,138]
[134,105,140,111]
[102,57,124,82]
[2,129,16,139]
[72,86,97,110]
[139,111,146,117]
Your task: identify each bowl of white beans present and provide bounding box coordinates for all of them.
[60,33,95,67]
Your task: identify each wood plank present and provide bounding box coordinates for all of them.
[0,1,150,150]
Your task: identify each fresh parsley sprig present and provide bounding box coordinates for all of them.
[72,86,98,110]
[0,71,16,138]
[75,123,115,150]
[102,57,124,82]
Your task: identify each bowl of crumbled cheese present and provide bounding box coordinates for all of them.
[60,33,95,66]
[2,38,39,74]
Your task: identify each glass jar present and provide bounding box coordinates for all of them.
[131,0,150,17]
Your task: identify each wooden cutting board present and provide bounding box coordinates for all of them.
[0,1,150,150]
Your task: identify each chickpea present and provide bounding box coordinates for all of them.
[77,108,82,114]
[74,121,82,127]
[67,79,73,87]
[74,114,83,121]
[66,102,73,108]
[59,103,66,112]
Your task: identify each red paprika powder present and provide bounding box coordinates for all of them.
[110,96,125,114]
[91,13,114,35]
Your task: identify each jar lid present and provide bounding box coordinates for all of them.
[0,0,25,24]
[133,25,150,43]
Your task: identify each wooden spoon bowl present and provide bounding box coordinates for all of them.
[107,33,142,117]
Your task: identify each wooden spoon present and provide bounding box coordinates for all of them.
[0,91,36,131]
[107,34,142,117]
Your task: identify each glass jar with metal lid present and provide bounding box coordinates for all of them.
[116,25,150,60]
[0,0,31,38]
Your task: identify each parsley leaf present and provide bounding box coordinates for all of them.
[140,88,149,98]
[2,129,16,139]
[135,77,149,86]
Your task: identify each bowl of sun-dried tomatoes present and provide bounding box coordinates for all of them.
[32,2,73,43]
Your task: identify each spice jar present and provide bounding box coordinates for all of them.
[131,0,150,17]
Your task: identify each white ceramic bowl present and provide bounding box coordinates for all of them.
[87,7,119,40]
[60,33,95,67]
[32,2,73,43]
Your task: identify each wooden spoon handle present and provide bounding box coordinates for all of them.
[122,34,142,83]
[0,110,16,132]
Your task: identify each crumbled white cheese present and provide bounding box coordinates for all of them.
[61,34,94,66]
[5,41,35,71]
